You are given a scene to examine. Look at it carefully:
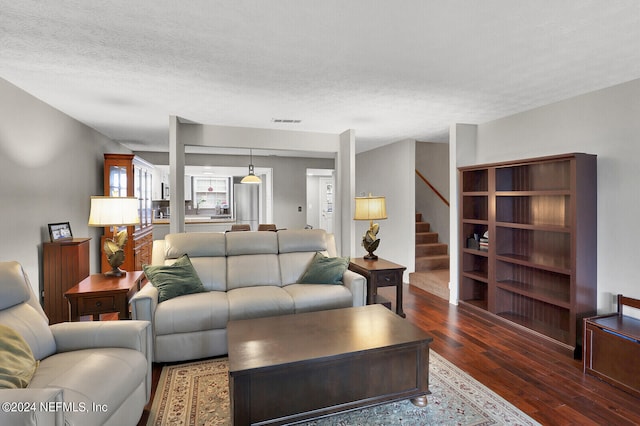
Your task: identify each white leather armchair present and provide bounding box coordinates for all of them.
[0,261,151,426]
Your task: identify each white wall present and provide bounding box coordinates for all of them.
[356,139,416,279]
[0,77,128,297]
[467,78,640,313]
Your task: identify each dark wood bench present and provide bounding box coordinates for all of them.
[583,294,640,397]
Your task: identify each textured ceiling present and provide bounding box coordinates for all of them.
[1,0,639,154]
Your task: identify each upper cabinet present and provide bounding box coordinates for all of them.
[459,153,597,355]
[193,177,230,210]
[102,153,154,272]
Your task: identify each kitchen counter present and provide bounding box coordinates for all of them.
[152,217,236,240]
[153,217,234,225]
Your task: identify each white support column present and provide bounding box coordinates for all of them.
[337,129,356,257]
[169,116,185,234]
[449,123,477,305]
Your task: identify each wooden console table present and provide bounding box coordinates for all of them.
[349,257,406,317]
[583,294,640,398]
[64,271,145,321]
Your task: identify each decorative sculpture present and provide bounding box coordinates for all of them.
[104,229,128,277]
[362,222,381,260]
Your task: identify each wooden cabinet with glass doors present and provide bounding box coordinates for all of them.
[459,153,597,355]
[102,153,153,273]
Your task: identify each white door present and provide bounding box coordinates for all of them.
[318,176,334,234]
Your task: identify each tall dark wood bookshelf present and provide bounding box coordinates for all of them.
[459,153,597,355]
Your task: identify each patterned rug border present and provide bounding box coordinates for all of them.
[148,350,541,426]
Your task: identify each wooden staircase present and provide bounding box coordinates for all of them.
[409,213,450,300]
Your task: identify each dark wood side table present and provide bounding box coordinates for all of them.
[64,271,145,321]
[349,257,407,317]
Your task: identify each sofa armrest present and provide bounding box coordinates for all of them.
[130,282,159,323]
[0,388,64,426]
[50,320,150,353]
[342,269,366,307]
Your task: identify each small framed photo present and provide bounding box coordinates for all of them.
[48,222,73,242]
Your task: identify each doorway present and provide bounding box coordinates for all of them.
[306,169,335,233]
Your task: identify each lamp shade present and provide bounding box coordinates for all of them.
[88,196,140,227]
[241,149,262,184]
[240,169,262,184]
[354,195,387,221]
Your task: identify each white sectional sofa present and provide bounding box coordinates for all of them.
[131,229,366,362]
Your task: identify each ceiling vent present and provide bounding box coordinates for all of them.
[272,118,301,124]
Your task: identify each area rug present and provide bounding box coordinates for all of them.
[147,350,540,425]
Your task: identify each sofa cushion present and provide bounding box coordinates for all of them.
[29,347,147,425]
[144,254,206,302]
[298,252,350,285]
[227,286,294,320]
[165,232,226,258]
[279,251,325,285]
[284,284,353,314]
[0,303,56,361]
[0,262,32,310]
[277,229,328,253]
[227,254,282,290]
[155,291,229,335]
[0,324,38,389]
[189,257,227,292]
[226,231,278,255]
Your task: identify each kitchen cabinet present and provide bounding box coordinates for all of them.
[193,177,230,212]
[102,153,154,273]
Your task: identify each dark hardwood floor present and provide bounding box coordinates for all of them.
[138,284,640,425]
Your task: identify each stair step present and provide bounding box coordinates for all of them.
[416,243,448,256]
[416,232,439,244]
[415,213,423,222]
[409,270,450,301]
[416,254,450,271]
[415,222,431,233]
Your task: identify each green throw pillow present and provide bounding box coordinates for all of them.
[143,254,206,303]
[298,252,350,285]
[0,324,38,389]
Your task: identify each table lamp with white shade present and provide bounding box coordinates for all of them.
[88,196,140,277]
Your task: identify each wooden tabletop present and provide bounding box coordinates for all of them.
[227,305,432,373]
[64,271,144,296]
[588,314,640,339]
[349,257,406,272]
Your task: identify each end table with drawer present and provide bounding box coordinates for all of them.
[349,257,407,317]
[64,271,145,321]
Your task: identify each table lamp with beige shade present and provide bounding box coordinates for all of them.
[354,193,387,260]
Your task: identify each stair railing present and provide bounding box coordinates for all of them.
[415,169,449,207]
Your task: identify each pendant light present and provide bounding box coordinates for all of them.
[241,149,262,184]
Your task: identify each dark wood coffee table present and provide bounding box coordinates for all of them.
[227,305,433,425]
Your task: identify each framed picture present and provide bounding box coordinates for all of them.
[48,222,73,242]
